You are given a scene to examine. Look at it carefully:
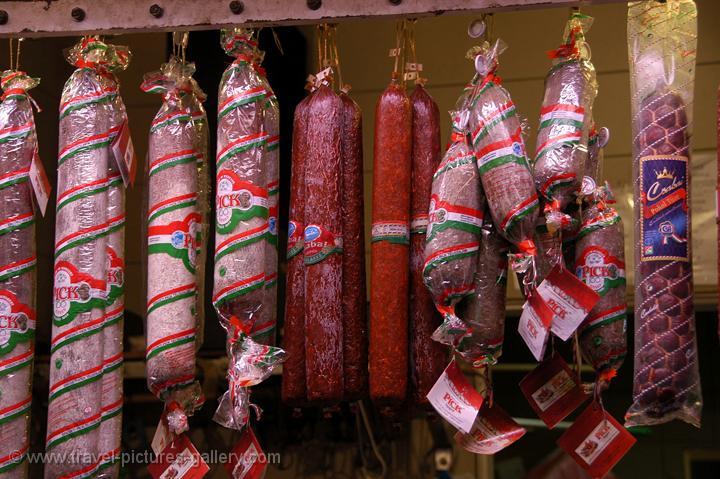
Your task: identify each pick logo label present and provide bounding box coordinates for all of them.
[426,360,484,434]
[535,265,600,341]
[216,170,268,234]
[53,261,107,326]
[148,213,202,273]
[575,246,626,297]
[106,246,125,305]
[0,289,35,356]
[557,402,635,478]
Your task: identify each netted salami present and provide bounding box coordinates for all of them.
[0,70,40,478]
[626,0,701,427]
[47,38,128,479]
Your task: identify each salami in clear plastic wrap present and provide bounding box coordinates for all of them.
[143,60,204,435]
[47,38,128,479]
[340,89,368,401]
[0,70,40,478]
[533,13,597,229]
[409,84,445,405]
[468,39,538,273]
[281,93,312,406]
[303,84,344,404]
[369,78,411,408]
[213,28,284,430]
[456,214,509,367]
[423,111,483,344]
[626,0,701,427]
[574,126,627,381]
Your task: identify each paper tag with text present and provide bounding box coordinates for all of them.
[427,360,484,434]
[148,434,209,479]
[518,292,554,361]
[557,402,635,478]
[225,426,268,479]
[151,413,175,456]
[454,402,526,454]
[536,265,600,341]
[29,147,51,217]
[519,355,588,429]
[111,120,137,187]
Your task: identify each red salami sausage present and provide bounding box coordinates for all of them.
[369,79,412,408]
[339,90,368,400]
[409,84,445,405]
[717,86,720,342]
[281,93,312,406]
[304,85,344,404]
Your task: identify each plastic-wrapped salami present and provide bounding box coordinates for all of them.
[281,92,312,406]
[626,0,701,427]
[423,111,483,343]
[143,60,204,435]
[340,88,368,401]
[303,84,344,404]
[370,77,411,408]
[47,38,127,479]
[409,84,445,404]
[0,70,40,478]
[213,28,284,430]
[468,39,538,276]
[574,127,627,382]
[456,214,509,366]
[533,13,597,229]
[253,46,280,346]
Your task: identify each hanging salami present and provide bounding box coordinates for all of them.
[143,59,204,436]
[626,0,701,427]
[409,84,445,404]
[213,28,284,431]
[369,75,412,409]
[47,38,128,479]
[0,69,41,478]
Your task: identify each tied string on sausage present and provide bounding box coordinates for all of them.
[509,238,538,297]
[68,37,131,78]
[547,12,593,61]
[214,315,286,430]
[222,29,259,59]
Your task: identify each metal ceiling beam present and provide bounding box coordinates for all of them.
[0,0,629,38]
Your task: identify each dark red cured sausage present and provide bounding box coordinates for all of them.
[303,85,344,404]
[281,93,312,405]
[409,84,446,405]
[370,79,412,408]
[339,91,368,400]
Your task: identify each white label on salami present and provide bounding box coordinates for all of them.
[0,290,35,356]
[518,294,553,361]
[410,214,429,234]
[29,147,51,217]
[426,361,484,434]
[371,221,409,245]
[536,266,600,341]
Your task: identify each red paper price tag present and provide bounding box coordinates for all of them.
[519,355,588,429]
[148,434,209,479]
[557,402,635,478]
[454,402,526,454]
[111,120,137,186]
[224,426,268,479]
[518,292,554,361]
[427,360,484,434]
[29,147,51,217]
[536,265,600,341]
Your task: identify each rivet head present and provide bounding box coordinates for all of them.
[307,0,322,10]
[149,4,164,18]
[229,0,244,14]
[389,0,402,5]
[71,7,86,22]
[0,11,8,25]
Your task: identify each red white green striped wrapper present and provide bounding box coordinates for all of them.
[475,129,528,176]
[0,166,30,191]
[212,272,265,309]
[0,256,36,283]
[0,443,29,475]
[498,193,540,239]
[0,121,33,145]
[216,132,267,170]
[422,242,480,303]
[471,101,517,146]
[56,172,122,213]
[426,196,484,241]
[217,86,267,121]
[48,60,117,479]
[145,88,204,432]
